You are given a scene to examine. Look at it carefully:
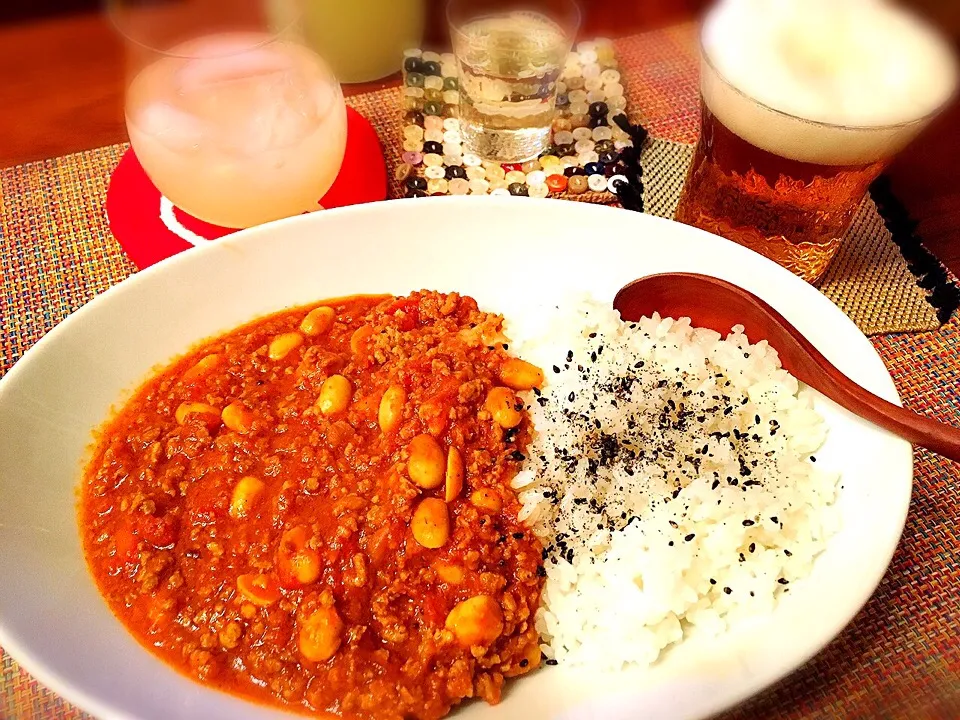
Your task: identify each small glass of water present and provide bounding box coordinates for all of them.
[449,0,580,163]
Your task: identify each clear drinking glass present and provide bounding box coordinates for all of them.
[111,0,348,229]
[448,0,580,163]
[675,2,958,285]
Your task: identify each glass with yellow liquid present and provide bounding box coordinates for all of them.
[269,0,426,83]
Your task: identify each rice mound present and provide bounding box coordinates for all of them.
[511,297,841,669]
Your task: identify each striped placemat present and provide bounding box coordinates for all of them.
[2,21,959,720]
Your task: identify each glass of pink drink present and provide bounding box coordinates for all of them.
[112,0,348,229]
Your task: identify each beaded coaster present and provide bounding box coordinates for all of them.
[396,40,634,199]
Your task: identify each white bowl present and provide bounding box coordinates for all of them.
[0,198,911,720]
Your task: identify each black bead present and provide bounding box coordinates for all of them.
[403,57,424,74]
[422,141,443,155]
[589,101,609,117]
[584,162,605,176]
[603,163,619,178]
[589,115,609,129]
[564,166,587,177]
[404,189,427,198]
[406,176,428,191]
[594,140,615,154]
[445,165,468,180]
[598,150,618,164]
[556,93,570,108]
[555,143,576,157]
[508,182,529,196]
[422,60,441,76]
[404,110,425,127]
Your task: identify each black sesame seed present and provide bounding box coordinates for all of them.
[668,541,674,546]
[723,587,732,595]
[553,365,561,373]
[742,519,755,527]
[709,578,717,585]
[784,549,793,557]
[512,532,524,540]
[546,659,558,666]
[749,543,756,553]
[777,578,789,585]
[810,456,817,462]
[684,533,695,542]
[770,516,779,524]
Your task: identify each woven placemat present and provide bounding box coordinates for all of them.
[2,21,960,720]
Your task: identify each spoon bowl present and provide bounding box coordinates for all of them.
[614,272,960,462]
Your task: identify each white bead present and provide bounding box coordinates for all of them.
[604,82,624,99]
[491,187,511,196]
[443,130,463,144]
[424,76,443,91]
[601,69,621,84]
[610,95,627,110]
[588,174,608,192]
[424,116,444,131]
[404,125,424,140]
[423,153,443,167]
[403,48,422,58]
[422,50,441,63]
[469,178,490,194]
[574,139,595,153]
[569,102,589,116]
[404,87,424,98]
[444,154,463,166]
[607,175,629,193]
[554,130,575,146]
[424,129,444,143]
[577,40,597,53]
[556,80,567,94]
[614,140,632,150]
[572,127,593,141]
[466,166,487,180]
[440,63,458,78]
[560,155,580,168]
[579,50,598,64]
[425,165,446,179]
[592,126,613,141]
[402,139,423,152]
[582,64,601,79]
[584,77,603,92]
[505,170,527,184]
[587,90,606,104]
[526,170,547,186]
[442,117,460,132]
[442,90,460,105]
[442,142,462,156]
[569,89,588,104]
[528,183,549,198]
[462,153,482,167]
[578,151,600,165]
[563,63,582,79]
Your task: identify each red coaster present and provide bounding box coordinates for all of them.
[107,106,387,270]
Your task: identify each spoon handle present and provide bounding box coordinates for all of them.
[809,349,960,462]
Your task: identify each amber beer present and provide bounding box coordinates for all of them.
[676,0,957,285]
[675,104,888,284]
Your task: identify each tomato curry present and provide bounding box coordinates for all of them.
[80,291,547,719]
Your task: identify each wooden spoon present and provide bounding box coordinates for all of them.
[613,272,960,462]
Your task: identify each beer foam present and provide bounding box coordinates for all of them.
[702,0,957,164]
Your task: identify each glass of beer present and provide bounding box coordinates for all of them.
[675,0,958,284]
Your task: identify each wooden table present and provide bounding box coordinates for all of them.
[2,2,959,274]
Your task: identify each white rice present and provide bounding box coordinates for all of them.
[510,296,841,669]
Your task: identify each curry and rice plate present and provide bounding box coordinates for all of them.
[511,297,840,669]
[79,289,839,718]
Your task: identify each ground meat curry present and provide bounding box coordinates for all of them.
[80,291,546,719]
